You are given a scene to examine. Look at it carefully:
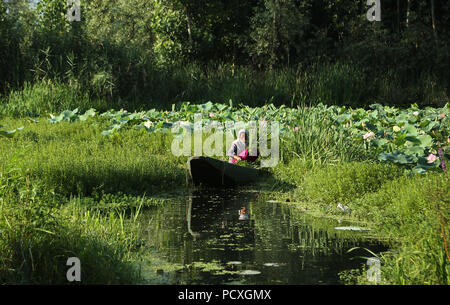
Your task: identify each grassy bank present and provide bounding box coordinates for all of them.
[0,117,186,197]
[0,117,188,284]
[270,159,449,285]
[0,161,144,284]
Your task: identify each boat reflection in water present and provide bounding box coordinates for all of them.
[186,189,252,241]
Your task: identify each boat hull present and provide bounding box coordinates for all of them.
[187,156,261,186]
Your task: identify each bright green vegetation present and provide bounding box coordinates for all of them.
[1,101,449,284]
[0,117,186,197]
[0,162,143,284]
[35,101,449,172]
[1,0,449,285]
[273,162,449,284]
[0,117,188,283]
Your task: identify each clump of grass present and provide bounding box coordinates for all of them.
[279,105,368,166]
[308,62,370,108]
[0,118,186,197]
[301,162,405,205]
[272,158,314,187]
[349,173,450,284]
[276,159,449,285]
[72,191,179,213]
[0,79,97,118]
[0,161,143,284]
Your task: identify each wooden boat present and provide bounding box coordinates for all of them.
[187,156,263,186]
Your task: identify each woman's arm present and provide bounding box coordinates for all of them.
[227,143,237,157]
[227,143,241,162]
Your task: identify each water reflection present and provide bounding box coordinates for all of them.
[139,189,388,284]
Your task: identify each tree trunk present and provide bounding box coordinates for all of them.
[271,0,278,69]
[406,0,411,28]
[185,7,193,49]
[430,0,438,46]
[397,0,400,33]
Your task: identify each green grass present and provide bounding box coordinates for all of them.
[0,117,186,197]
[0,162,143,284]
[272,158,449,285]
[301,161,405,205]
[346,173,450,284]
[0,80,93,118]
[0,113,190,284]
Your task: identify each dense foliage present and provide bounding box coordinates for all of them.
[0,0,449,108]
[1,0,449,285]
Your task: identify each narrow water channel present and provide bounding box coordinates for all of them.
[138,189,388,285]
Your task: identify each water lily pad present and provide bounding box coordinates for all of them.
[378,152,416,164]
[227,261,242,265]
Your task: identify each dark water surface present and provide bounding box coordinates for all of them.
[138,189,387,285]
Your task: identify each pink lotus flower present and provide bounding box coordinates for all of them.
[123,110,128,113]
[427,154,437,164]
[209,112,215,117]
[363,131,375,140]
[294,127,299,132]
[440,113,446,119]
[413,111,419,116]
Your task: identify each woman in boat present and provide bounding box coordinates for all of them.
[227,129,258,164]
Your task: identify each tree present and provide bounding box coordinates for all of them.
[0,0,36,90]
[248,0,309,68]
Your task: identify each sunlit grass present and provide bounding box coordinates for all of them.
[0,118,186,197]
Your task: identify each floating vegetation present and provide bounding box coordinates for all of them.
[191,261,225,273]
[240,270,262,275]
[263,263,280,267]
[190,261,239,276]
